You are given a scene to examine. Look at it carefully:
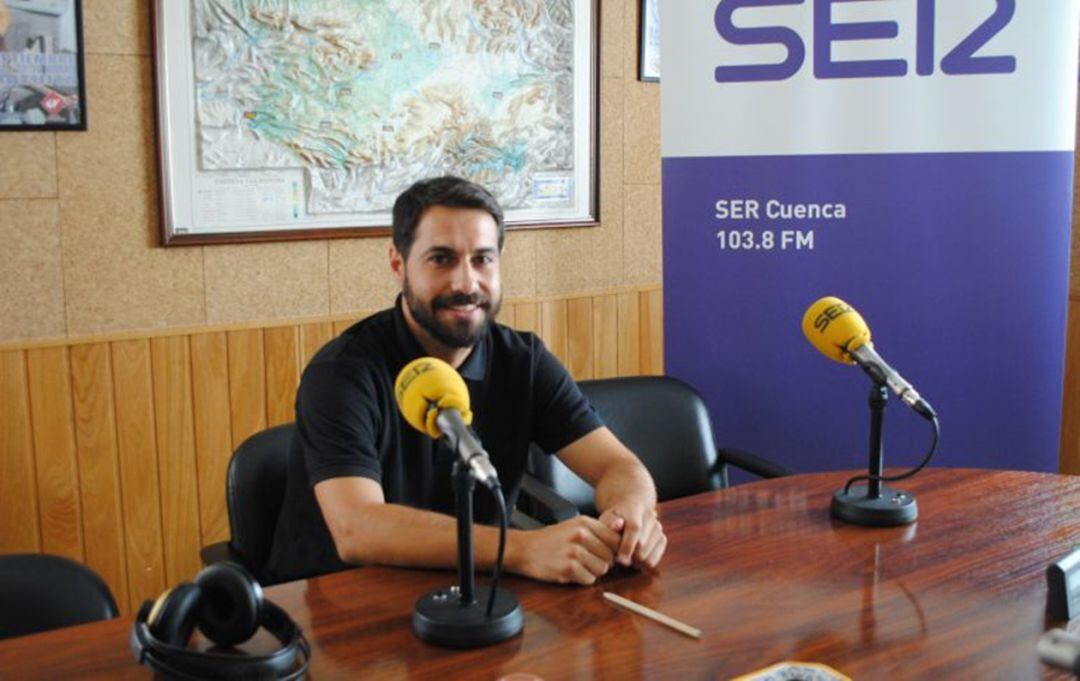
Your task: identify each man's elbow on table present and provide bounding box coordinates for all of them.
[314,476,387,566]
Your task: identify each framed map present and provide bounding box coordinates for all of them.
[153,0,599,245]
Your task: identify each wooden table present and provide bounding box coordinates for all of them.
[2,469,1079,680]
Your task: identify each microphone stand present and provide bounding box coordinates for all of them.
[831,382,918,526]
[411,459,523,648]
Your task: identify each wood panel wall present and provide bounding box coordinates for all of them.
[0,285,662,614]
[1059,296,1080,474]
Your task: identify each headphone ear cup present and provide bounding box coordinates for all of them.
[147,583,201,647]
[194,562,262,647]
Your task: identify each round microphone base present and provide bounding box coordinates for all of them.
[831,485,917,526]
[412,585,523,649]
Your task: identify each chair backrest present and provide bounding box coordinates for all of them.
[0,553,118,640]
[226,423,294,581]
[528,376,723,516]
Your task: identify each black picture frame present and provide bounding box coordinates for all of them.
[638,0,659,82]
[0,0,88,131]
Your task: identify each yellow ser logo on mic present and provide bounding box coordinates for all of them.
[813,301,853,334]
[395,359,436,405]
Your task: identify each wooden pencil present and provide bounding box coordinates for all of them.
[602,591,703,640]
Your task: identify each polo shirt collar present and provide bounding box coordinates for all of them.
[392,295,489,382]
[457,333,488,382]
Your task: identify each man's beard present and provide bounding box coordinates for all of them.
[403,277,501,349]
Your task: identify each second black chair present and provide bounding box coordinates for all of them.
[0,553,118,640]
[200,423,293,585]
[519,375,791,521]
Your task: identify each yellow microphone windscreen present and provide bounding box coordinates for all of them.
[394,357,473,438]
[802,296,872,364]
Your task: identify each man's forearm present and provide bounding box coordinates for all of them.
[554,427,666,569]
[594,458,657,513]
[332,502,520,572]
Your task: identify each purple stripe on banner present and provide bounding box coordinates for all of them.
[663,151,1073,478]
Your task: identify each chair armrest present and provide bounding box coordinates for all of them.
[717,447,793,479]
[518,474,580,525]
[200,541,241,567]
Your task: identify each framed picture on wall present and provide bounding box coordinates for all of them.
[639,0,660,82]
[0,0,87,130]
[152,1,600,246]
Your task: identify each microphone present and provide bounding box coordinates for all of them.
[394,357,500,488]
[395,357,524,648]
[802,296,936,420]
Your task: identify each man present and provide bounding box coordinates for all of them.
[266,176,666,585]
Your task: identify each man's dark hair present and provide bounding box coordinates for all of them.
[391,176,505,258]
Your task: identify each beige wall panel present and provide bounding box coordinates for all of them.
[617,291,641,376]
[265,326,300,427]
[56,54,155,205]
[300,322,334,367]
[514,302,541,336]
[601,0,625,78]
[622,0,642,78]
[500,229,538,299]
[83,0,150,56]
[638,288,664,375]
[0,134,57,199]
[70,343,130,613]
[111,339,166,610]
[228,330,267,448]
[190,332,232,546]
[593,294,619,379]
[205,242,330,325]
[624,80,660,185]
[58,55,205,336]
[329,236,399,314]
[0,199,66,341]
[26,347,83,562]
[541,300,569,366]
[567,296,595,380]
[0,351,40,553]
[151,337,203,584]
[624,183,662,285]
[535,77,626,294]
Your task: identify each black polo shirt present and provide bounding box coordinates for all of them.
[265,298,603,583]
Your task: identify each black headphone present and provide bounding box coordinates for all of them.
[130,562,309,680]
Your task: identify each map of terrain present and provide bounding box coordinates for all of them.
[193,0,578,216]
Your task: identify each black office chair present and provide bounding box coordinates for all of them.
[0,553,118,640]
[517,375,791,523]
[200,423,293,586]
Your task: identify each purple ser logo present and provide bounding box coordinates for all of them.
[713,0,1017,82]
